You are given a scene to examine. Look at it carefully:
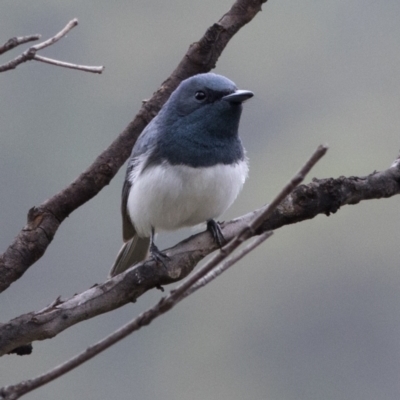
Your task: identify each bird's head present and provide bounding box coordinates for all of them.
[157,73,253,141]
[168,73,253,118]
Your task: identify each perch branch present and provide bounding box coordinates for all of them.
[1,149,400,358]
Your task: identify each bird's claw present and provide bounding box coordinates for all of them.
[207,219,226,248]
[150,244,170,269]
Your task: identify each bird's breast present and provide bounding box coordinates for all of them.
[127,160,248,237]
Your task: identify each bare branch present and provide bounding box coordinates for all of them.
[0,35,41,55]
[33,55,104,73]
[0,0,268,293]
[0,143,322,400]
[390,151,400,168]
[1,149,400,358]
[183,231,273,297]
[0,18,104,73]
[30,19,78,51]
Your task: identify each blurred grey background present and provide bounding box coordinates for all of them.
[1,1,400,399]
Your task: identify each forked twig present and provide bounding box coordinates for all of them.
[183,230,273,297]
[0,19,104,73]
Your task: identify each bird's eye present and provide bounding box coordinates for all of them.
[195,91,206,101]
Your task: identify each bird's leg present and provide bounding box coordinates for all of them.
[207,219,226,248]
[150,227,170,268]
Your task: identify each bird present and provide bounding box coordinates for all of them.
[109,73,253,277]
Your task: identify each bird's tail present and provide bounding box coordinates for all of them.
[109,235,150,277]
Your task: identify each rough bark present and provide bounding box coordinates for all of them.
[1,159,399,356]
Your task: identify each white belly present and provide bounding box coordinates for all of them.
[127,160,248,237]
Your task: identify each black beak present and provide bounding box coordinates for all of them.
[222,90,254,103]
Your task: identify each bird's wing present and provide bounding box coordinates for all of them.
[121,118,160,241]
[121,172,135,241]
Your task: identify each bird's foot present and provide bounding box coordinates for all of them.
[207,219,226,248]
[156,284,165,292]
[150,242,170,268]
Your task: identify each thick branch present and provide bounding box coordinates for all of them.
[258,158,400,232]
[0,0,268,293]
[1,156,399,357]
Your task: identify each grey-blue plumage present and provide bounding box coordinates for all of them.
[110,73,253,277]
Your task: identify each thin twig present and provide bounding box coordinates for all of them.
[0,19,104,73]
[31,19,78,51]
[33,55,104,73]
[0,145,325,400]
[0,35,41,55]
[248,144,328,232]
[390,151,400,168]
[183,231,273,298]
